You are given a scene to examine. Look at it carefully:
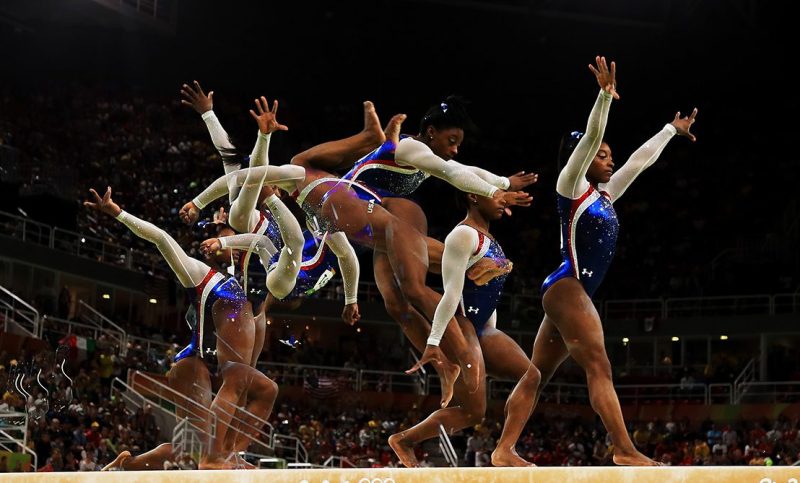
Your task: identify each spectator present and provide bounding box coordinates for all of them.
[79,448,98,471]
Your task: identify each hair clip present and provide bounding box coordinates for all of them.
[440,102,449,113]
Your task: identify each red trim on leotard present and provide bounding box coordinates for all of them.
[566,186,595,278]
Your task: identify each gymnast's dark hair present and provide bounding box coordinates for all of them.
[419,95,477,134]
[557,130,585,171]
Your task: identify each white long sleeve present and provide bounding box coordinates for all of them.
[202,110,238,162]
[228,132,272,232]
[395,137,500,198]
[218,233,279,261]
[325,232,359,305]
[600,124,677,201]
[263,194,304,299]
[427,225,478,346]
[450,160,510,190]
[247,131,271,168]
[116,211,209,288]
[202,110,241,203]
[191,165,305,210]
[556,90,614,199]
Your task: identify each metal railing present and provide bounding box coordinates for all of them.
[127,371,281,459]
[112,375,215,441]
[128,334,173,355]
[0,210,168,278]
[605,298,665,320]
[359,370,424,394]
[0,411,37,471]
[736,382,800,403]
[486,379,731,405]
[733,358,757,403]
[615,383,708,404]
[0,284,41,338]
[78,300,128,356]
[774,292,800,314]
[259,362,359,391]
[603,293,800,321]
[3,211,799,321]
[172,417,206,464]
[40,315,106,342]
[666,295,774,318]
[0,211,52,246]
[708,383,734,404]
[439,424,458,468]
[322,456,355,468]
[487,379,590,404]
[273,433,308,463]
[406,348,429,394]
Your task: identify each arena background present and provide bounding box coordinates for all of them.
[1,0,799,474]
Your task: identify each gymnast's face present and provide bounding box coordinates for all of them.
[470,193,506,221]
[586,142,614,185]
[426,126,464,160]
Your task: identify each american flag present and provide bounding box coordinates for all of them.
[303,373,339,399]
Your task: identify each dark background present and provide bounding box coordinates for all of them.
[1,0,797,299]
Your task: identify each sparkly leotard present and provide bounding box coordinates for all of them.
[541,186,619,297]
[175,270,246,363]
[341,135,429,199]
[458,227,509,337]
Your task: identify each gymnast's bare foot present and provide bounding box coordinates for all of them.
[388,433,419,468]
[613,450,662,466]
[434,358,461,408]
[101,450,131,471]
[467,257,513,286]
[491,446,535,467]
[384,114,407,144]
[199,457,242,470]
[362,101,386,146]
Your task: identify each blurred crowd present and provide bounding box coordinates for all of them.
[269,401,800,467]
[0,347,161,472]
[1,337,796,471]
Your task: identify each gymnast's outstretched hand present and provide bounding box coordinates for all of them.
[84,187,122,217]
[180,80,214,115]
[671,108,698,142]
[589,55,619,100]
[507,171,538,191]
[250,96,288,134]
[407,345,447,376]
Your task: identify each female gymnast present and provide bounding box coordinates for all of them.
[391,190,541,467]
[491,56,698,467]
[86,187,278,470]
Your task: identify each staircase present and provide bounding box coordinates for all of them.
[111,371,308,464]
[0,411,38,471]
[0,284,40,338]
[77,300,128,356]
